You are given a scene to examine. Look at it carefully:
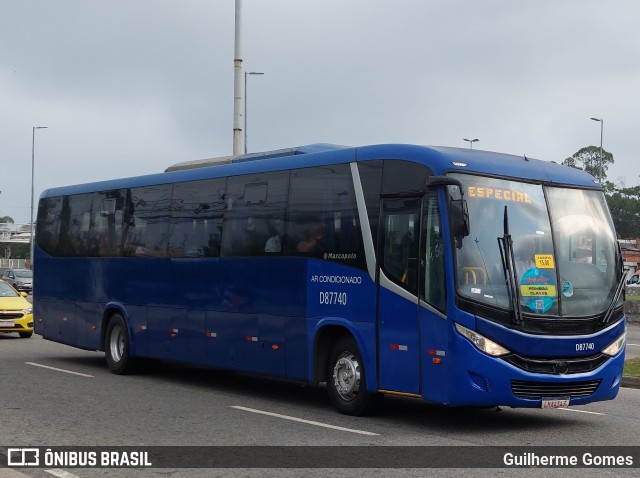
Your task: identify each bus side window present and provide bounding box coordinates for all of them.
[380,198,421,295]
[220,171,289,257]
[168,179,225,258]
[422,194,445,311]
[123,185,171,257]
[287,164,365,269]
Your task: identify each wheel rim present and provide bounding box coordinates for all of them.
[332,351,361,401]
[109,324,124,363]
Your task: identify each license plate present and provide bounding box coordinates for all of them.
[541,397,570,409]
[0,321,14,328]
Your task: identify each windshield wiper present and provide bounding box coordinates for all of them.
[497,206,523,325]
[601,270,627,326]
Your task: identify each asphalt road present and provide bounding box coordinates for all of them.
[626,323,640,360]
[1,333,639,478]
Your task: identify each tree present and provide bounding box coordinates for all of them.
[563,145,613,183]
[605,186,640,238]
[562,145,639,237]
[0,216,14,224]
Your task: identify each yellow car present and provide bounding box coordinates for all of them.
[0,279,33,338]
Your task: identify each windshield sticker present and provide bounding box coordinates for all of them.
[467,186,532,203]
[535,254,555,269]
[562,281,574,298]
[520,268,556,313]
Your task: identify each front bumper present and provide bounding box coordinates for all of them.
[0,313,34,334]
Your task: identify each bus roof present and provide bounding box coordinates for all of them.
[40,143,600,199]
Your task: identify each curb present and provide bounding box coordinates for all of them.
[621,376,640,389]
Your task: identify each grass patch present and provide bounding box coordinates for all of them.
[624,358,640,378]
[626,295,640,301]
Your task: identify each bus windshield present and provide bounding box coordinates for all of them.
[452,174,620,318]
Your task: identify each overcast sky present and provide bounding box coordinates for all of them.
[1,0,639,225]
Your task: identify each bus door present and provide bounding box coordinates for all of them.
[377,197,422,394]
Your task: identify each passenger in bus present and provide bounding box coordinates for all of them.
[296,225,325,256]
[264,218,284,253]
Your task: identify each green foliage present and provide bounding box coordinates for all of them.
[563,145,613,181]
[606,187,640,238]
[0,216,14,224]
[1,243,30,259]
[624,358,640,378]
[563,145,640,238]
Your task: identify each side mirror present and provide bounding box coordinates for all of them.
[425,176,470,240]
[20,292,28,298]
[450,198,470,239]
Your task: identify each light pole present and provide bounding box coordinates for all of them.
[244,71,264,154]
[31,126,48,264]
[590,117,604,182]
[463,138,479,149]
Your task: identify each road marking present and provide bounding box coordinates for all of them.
[231,405,379,436]
[25,362,94,378]
[558,407,605,416]
[45,470,81,478]
[627,343,639,347]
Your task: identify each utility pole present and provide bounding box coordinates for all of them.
[232,0,244,156]
[31,126,48,263]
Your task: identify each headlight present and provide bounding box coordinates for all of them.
[602,331,626,357]
[455,323,510,357]
[22,308,33,315]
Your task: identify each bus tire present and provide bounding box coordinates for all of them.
[326,336,376,416]
[104,313,136,375]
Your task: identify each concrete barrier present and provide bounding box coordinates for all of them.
[625,292,640,324]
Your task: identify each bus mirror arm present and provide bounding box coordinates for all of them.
[424,176,470,239]
[425,176,463,190]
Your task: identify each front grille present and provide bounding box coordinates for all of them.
[503,353,609,375]
[0,312,23,320]
[511,379,601,399]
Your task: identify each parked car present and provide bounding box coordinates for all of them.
[628,271,640,287]
[1,268,32,293]
[0,279,33,338]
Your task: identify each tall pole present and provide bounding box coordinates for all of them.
[232,0,244,156]
[31,126,48,265]
[244,71,264,154]
[463,138,479,149]
[590,117,604,182]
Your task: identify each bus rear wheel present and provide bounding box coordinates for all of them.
[104,313,136,375]
[326,336,377,416]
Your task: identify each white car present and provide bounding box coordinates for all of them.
[1,268,32,293]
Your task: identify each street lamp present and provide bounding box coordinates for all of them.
[30,126,48,264]
[244,71,264,154]
[590,117,604,183]
[463,138,479,149]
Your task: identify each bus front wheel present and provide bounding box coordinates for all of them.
[326,336,377,416]
[104,314,136,375]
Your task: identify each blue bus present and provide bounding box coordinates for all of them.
[34,144,626,415]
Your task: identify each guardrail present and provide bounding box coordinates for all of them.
[0,258,26,269]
